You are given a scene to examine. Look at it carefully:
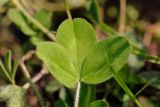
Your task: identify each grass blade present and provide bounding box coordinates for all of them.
[111,67,142,107]
[0,60,12,83]
[4,50,12,73]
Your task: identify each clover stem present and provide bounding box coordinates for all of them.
[74,81,81,107]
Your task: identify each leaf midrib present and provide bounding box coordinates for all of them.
[72,20,79,79]
[41,54,78,81]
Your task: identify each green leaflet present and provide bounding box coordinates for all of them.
[89,100,109,107]
[37,42,78,88]
[56,18,96,73]
[81,36,131,83]
[37,18,131,88]
[0,85,26,107]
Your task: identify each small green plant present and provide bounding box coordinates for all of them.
[36,18,142,107]
[0,51,18,84]
[0,51,26,107]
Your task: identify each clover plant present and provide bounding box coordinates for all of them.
[36,18,142,107]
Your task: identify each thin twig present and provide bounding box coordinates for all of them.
[19,0,34,15]
[132,47,160,64]
[135,82,150,96]
[20,50,49,90]
[97,22,160,64]
[64,0,72,19]
[31,0,85,12]
[23,68,48,90]
[11,0,56,41]
[19,50,45,107]
[74,82,81,107]
[19,50,35,78]
[119,0,126,34]
[129,82,150,107]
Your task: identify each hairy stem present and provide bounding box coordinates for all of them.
[74,82,81,107]
[11,0,56,41]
